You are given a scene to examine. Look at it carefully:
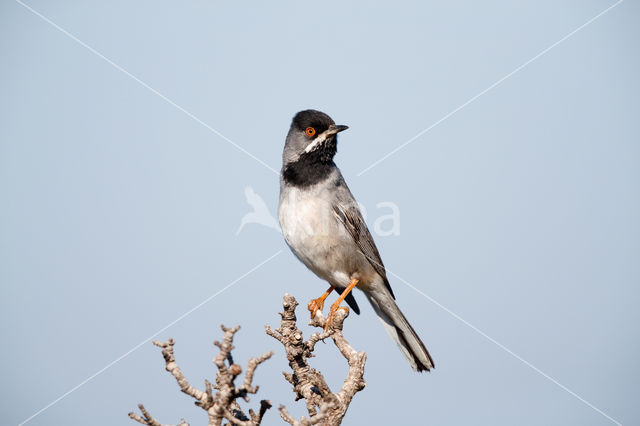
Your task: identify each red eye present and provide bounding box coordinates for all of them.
[305,127,316,137]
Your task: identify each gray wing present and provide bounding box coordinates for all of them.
[332,185,396,299]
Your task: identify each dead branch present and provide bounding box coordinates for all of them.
[265,294,366,426]
[129,403,189,426]
[128,326,273,426]
[130,294,366,426]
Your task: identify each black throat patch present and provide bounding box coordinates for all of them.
[282,138,337,188]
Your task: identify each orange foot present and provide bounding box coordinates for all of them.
[323,278,359,332]
[325,305,350,332]
[308,286,334,319]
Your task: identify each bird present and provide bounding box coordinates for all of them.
[278,109,434,372]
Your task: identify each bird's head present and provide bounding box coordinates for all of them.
[282,109,348,166]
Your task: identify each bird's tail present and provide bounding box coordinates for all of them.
[366,291,434,372]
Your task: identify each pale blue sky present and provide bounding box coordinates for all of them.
[1,1,638,425]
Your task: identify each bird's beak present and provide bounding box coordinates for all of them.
[327,124,349,135]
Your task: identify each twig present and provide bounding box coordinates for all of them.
[128,403,189,426]
[129,326,273,426]
[266,294,366,426]
[131,293,366,426]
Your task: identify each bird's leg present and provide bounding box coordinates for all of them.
[325,278,359,331]
[308,286,334,318]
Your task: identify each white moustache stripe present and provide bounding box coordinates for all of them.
[304,132,330,153]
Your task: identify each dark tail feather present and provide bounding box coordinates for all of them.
[366,292,433,371]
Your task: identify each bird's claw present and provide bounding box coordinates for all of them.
[324,306,349,332]
[308,298,325,319]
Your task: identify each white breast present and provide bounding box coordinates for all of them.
[278,183,353,286]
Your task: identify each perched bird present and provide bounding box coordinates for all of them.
[278,109,434,372]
